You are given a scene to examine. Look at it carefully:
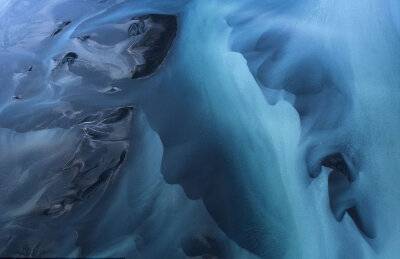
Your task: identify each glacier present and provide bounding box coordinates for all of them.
[0,0,399,258]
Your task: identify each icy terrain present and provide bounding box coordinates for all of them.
[0,0,399,258]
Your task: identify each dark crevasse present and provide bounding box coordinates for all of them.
[0,0,399,258]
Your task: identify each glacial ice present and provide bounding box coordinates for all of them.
[0,0,399,258]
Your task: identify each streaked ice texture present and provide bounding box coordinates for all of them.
[0,0,399,258]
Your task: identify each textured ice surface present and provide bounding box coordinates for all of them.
[0,0,399,258]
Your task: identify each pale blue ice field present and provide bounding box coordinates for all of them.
[0,0,399,258]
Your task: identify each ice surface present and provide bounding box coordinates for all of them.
[0,0,399,258]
